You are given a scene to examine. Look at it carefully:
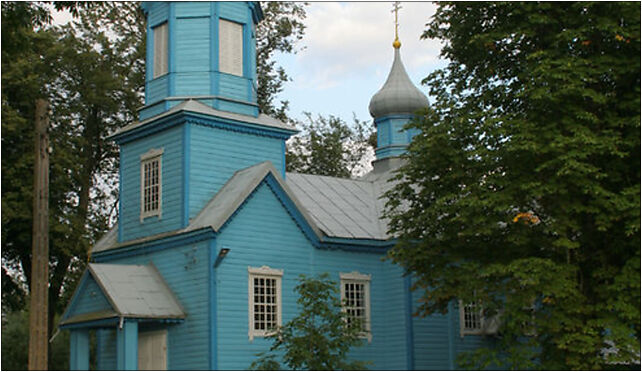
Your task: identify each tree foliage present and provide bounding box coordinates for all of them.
[2,2,306,368]
[250,273,370,370]
[1,309,78,370]
[286,113,374,178]
[256,2,307,122]
[385,2,640,369]
[2,3,145,345]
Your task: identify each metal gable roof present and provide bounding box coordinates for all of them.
[91,162,399,255]
[187,161,324,239]
[59,263,185,327]
[285,173,388,240]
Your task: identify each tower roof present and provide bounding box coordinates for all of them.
[368,47,429,118]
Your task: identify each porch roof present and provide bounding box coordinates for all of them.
[59,263,186,328]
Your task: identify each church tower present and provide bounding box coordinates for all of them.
[139,2,263,120]
[110,2,296,244]
[368,3,429,171]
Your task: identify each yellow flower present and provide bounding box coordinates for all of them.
[615,34,625,41]
[512,211,540,225]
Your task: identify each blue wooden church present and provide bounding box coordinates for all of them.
[59,2,494,370]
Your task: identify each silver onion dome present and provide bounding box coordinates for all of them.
[369,48,429,118]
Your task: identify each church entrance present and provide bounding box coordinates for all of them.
[138,329,167,370]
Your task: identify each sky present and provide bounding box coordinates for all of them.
[53,2,445,124]
[275,2,444,123]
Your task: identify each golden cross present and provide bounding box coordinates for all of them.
[392,2,402,48]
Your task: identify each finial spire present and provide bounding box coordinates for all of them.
[392,2,402,49]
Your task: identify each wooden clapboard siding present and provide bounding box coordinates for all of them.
[96,329,117,370]
[214,182,411,370]
[174,72,210,96]
[175,17,210,73]
[219,2,247,23]
[218,73,249,101]
[67,275,112,317]
[96,239,210,370]
[147,2,169,27]
[146,75,169,105]
[141,1,258,120]
[174,1,209,17]
[188,123,284,218]
[120,125,183,242]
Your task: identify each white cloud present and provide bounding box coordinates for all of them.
[294,2,442,90]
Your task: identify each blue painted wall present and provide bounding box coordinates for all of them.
[188,123,284,218]
[213,180,410,370]
[374,114,420,160]
[411,290,492,370]
[139,1,261,120]
[97,330,117,370]
[119,125,184,242]
[95,239,211,370]
[64,275,113,319]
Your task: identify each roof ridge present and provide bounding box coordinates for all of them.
[285,171,375,184]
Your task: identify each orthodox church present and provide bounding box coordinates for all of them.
[60,2,492,370]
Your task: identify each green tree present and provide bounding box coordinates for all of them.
[2,3,144,369]
[286,113,374,178]
[2,2,308,369]
[2,0,306,312]
[256,2,307,122]
[1,309,76,370]
[250,273,370,370]
[385,2,640,370]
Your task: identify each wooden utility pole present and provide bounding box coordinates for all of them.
[28,99,50,370]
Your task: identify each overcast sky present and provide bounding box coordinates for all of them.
[277,2,443,123]
[53,2,444,124]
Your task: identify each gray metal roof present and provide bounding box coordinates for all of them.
[188,161,323,238]
[91,162,399,255]
[91,263,185,319]
[60,263,185,326]
[93,226,118,253]
[368,48,429,118]
[110,99,296,139]
[285,173,388,240]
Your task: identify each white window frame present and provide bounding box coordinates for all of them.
[459,300,484,336]
[153,22,168,78]
[340,271,372,342]
[219,18,244,76]
[459,299,502,337]
[248,266,283,341]
[140,148,163,221]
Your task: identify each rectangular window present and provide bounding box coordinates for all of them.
[462,301,483,333]
[140,148,163,220]
[459,299,500,336]
[219,19,243,76]
[153,23,168,78]
[248,266,283,340]
[340,272,371,341]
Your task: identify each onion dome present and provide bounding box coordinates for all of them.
[368,44,429,118]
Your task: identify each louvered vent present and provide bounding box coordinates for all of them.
[219,19,243,76]
[153,23,168,78]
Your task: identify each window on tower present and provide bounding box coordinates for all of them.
[140,148,163,220]
[153,23,168,78]
[219,19,243,76]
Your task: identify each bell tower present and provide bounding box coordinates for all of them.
[112,2,295,244]
[139,2,263,120]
